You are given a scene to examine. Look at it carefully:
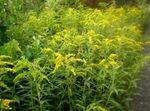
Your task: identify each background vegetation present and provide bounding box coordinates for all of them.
[0,0,149,111]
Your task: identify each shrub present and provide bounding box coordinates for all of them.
[0,39,21,59]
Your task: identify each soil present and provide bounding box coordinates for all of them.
[129,5,150,111]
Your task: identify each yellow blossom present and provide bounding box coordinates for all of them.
[108,54,118,60]
[109,61,118,65]
[43,48,54,54]
[29,15,37,21]
[0,99,16,110]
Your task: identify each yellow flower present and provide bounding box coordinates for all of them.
[108,54,118,60]
[100,107,108,111]
[99,19,109,28]
[109,61,117,65]
[130,26,142,34]
[0,55,12,60]
[99,59,106,64]
[16,47,21,52]
[87,30,96,36]
[44,6,49,10]
[1,99,16,110]
[43,48,54,54]
[104,64,109,69]
[29,15,37,21]
[0,61,13,66]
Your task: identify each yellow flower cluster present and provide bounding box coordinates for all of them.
[29,15,37,21]
[0,55,12,60]
[43,48,54,54]
[0,99,16,110]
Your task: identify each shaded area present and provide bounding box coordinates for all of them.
[130,54,150,111]
[130,5,150,111]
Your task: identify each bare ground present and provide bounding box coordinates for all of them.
[130,45,150,111]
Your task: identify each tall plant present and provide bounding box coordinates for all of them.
[0,55,15,110]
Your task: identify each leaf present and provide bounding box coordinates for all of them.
[0,82,8,89]
[13,72,28,84]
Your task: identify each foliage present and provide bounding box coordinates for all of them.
[0,0,45,45]
[0,0,23,44]
[0,1,149,111]
[13,57,49,111]
[0,55,16,110]
[7,6,147,47]
[0,40,21,59]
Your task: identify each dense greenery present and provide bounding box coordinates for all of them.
[0,0,149,111]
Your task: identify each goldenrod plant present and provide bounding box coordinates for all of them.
[0,1,149,111]
[0,55,15,110]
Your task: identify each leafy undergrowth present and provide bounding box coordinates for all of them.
[0,2,149,111]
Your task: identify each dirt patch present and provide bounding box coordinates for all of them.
[130,60,150,111]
